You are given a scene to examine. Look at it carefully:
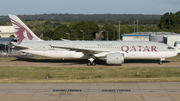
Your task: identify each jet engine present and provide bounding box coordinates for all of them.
[106,53,124,65]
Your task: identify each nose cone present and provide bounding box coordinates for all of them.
[174,52,178,57]
[166,51,177,58]
[171,51,178,57]
[174,47,180,53]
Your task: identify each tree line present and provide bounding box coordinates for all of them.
[159,11,180,33]
[0,11,180,40]
[0,14,161,21]
[32,11,180,41]
[42,21,100,40]
[37,21,160,41]
[0,14,161,25]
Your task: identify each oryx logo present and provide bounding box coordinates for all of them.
[10,18,33,43]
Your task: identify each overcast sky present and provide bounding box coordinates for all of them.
[1,0,180,16]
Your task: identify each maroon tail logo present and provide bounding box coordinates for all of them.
[10,18,33,43]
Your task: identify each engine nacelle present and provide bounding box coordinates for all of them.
[106,53,124,65]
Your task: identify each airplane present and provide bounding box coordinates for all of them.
[9,14,177,66]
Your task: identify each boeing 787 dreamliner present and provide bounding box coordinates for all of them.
[9,15,177,66]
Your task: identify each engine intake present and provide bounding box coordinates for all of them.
[106,53,124,65]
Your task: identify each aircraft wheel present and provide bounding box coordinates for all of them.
[87,62,91,66]
[159,61,163,65]
[92,62,96,66]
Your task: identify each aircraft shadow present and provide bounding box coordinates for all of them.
[12,56,89,64]
[124,59,170,64]
[11,56,171,66]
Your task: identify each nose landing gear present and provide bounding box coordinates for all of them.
[87,56,96,66]
[159,58,165,65]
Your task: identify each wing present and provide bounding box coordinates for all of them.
[51,45,110,57]
[61,38,71,41]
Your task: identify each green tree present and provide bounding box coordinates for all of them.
[0,21,7,25]
[69,21,99,40]
[43,30,54,40]
[9,35,15,37]
[159,11,180,33]
[102,23,117,40]
[31,27,39,36]
[53,22,61,28]
[31,26,44,37]
[45,21,52,25]
[53,25,71,40]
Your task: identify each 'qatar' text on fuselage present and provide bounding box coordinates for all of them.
[121,45,157,53]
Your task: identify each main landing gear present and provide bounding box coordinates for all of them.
[159,61,163,65]
[87,56,96,66]
[87,61,96,66]
[159,58,165,65]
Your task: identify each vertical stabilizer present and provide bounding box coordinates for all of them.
[8,14,42,44]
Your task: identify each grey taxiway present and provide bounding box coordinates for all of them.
[0,82,180,101]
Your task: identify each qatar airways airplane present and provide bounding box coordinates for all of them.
[9,15,177,66]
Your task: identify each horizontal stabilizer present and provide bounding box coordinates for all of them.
[11,42,32,50]
[11,42,19,45]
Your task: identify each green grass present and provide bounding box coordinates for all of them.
[166,55,180,62]
[0,57,17,62]
[0,67,180,83]
[0,55,180,83]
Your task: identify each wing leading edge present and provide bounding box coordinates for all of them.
[51,45,120,58]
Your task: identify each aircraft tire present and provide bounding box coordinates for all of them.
[159,61,163,65]
[92,62,96,66]
[87,62,91,66]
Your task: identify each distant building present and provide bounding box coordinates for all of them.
[0,26,19,56]
[0,26,16,37]
[122,34,149,41]
[122,32,180,47]
[175,41,180,47]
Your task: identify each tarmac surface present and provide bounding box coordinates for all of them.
[0,82,180,101]
[0,55,180,67]
[0,61,180,68]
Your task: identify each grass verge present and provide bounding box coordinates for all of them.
[0,67,180,83]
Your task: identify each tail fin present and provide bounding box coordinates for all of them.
[8,14,42,44]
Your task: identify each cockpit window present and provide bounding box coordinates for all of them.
[167,47,174,49]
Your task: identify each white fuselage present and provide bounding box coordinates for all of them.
[9,14,177,65]
[19,41,177,60]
